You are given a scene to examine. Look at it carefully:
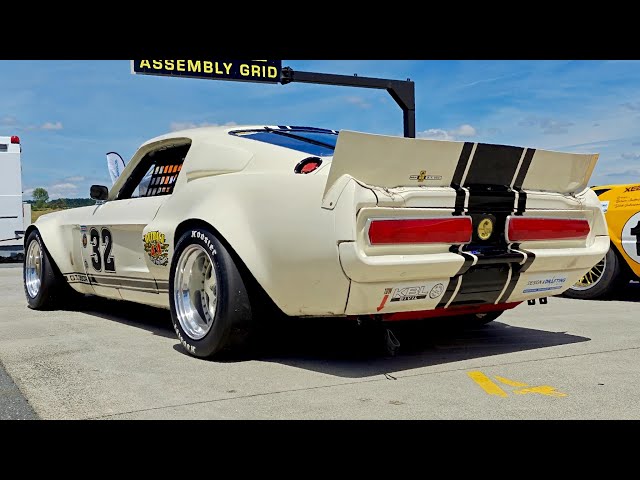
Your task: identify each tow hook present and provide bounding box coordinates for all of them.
[384,328,401,357]
[528,297,548,305]
[357,315,401,357]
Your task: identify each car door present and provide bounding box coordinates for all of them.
[81,142,188,304]
[81,196,166,301]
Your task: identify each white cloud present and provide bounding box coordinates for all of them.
[41,121,63,131]
[64,176,85,182]
[450,124,476,137]
[417,129,455,141]
[48,183,78,198]
[1,116,18,126]
[50,183,77,190]
[417,124,477,141]
[345,96,371,108]
[621,102,640,112]
[169,121,237,132]
[518,116,573,135]
[23,182,81,200]
[603,168,640,179]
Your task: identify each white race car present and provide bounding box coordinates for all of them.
[23,125,609,358]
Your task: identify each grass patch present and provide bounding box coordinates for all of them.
[31,208,66,223]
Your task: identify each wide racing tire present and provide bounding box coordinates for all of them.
[169,227,254,359]
[23,229,78,310]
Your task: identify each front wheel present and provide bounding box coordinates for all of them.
[23,229,77,310]
[562,247,627,300]
[169,228,254,359]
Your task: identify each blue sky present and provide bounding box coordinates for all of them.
[1,59,640,200]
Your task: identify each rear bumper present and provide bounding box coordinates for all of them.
[339,235,609,315]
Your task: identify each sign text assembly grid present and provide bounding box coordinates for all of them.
[131,60,282,83]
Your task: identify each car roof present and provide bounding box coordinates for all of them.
[141,125,337,147]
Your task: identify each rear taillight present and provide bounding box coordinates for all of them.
[294,157,322,174]
[367,217,473,245]
[10,135,19,144]
[506,217,590,242]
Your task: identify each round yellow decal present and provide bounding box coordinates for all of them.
[477,218,494,241]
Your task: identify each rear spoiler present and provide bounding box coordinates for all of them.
[322,130,599,208]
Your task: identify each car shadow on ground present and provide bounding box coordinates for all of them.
[70,295,590,378]
[606,281,640,302]
[560,281,640,302]
[249,316,590,378]
[71,295,176,339]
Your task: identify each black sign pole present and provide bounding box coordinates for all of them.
[131,61,416,138]
[280,67,416,138]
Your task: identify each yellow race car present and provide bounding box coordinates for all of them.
[563,183,640,299]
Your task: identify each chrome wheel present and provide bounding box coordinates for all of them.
[173,244,218,341]
[25,239,43,298]
[572,256,606,291]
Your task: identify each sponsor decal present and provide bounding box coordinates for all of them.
[409,170,442,182]
[80,225,87,233]
[624,185,640,192]
[66,273,88,283]
[477,218,494,241]
[143,231,170,266]
[429,283,445,299]
[522,275,567,294]
[377,284,444,311]
[377,288,393,312]
[82,233,87,248]
[600,200,609,214]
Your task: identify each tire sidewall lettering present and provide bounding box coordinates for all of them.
[172,229,221,355]
[172,320,197,355]
[190,230,217,256]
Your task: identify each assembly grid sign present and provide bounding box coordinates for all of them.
[131,59,282,83]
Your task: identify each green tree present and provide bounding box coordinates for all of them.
[32,187,49,209]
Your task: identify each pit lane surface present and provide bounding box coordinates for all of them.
[1,263,639,420]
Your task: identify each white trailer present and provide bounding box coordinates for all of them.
[0,135,29,262]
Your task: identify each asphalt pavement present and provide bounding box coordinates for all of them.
[1,263,639,420]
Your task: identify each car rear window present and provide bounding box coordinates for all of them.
[230,128,338,156]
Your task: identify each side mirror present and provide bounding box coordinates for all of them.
[90,185,109,201]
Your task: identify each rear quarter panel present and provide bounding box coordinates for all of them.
[146,172,354,316]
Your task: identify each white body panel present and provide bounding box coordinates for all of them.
[0,136,23,244]
[28,126,609,320]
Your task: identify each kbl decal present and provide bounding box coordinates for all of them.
[377,284,443,311]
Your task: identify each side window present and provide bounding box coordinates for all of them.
[118,143,190,200]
